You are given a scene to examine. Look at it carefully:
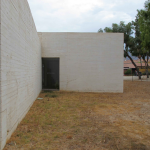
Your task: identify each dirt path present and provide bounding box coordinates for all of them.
[4,81,150,150]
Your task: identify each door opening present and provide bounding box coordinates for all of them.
[42,58,59,90]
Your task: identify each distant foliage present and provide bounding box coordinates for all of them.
[98,28,103,32]
[125,69,132,75]
[142,71,150,75]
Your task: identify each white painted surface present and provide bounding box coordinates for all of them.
[39,32,124,93]
[0,0,1,148]
[0,0,42,149]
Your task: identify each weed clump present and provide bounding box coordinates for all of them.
[45,94,58,98]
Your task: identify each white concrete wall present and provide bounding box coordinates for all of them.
[0,0,42,149]
[39,32,123,93]
[0,0,1,149]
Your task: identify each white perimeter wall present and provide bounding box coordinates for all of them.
[39,32,123,93]
[0,0,42,149]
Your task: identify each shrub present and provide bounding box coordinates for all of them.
[45,94,58,98]
[125,69,132,75]
[142,72,146,75]
[142,71,150,75]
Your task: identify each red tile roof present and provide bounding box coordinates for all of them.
[124,59,150,69]
[124,63,135,68]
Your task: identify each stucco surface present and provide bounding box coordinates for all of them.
[0,0,1,149]
[0,0,42,149]
[39,32,124,93]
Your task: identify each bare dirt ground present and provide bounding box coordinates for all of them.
[4,81,150,150]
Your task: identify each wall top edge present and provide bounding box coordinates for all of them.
[37,32,124,35]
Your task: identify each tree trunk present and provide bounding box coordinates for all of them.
[142,55,149,68]
[124,50,141,79]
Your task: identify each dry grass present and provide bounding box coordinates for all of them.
[4,81,150,150]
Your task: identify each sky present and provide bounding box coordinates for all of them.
[27,0,146,32]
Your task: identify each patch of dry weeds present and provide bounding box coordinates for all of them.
[4,81,150,150]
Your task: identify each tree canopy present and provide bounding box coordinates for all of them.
[138,0,150,53]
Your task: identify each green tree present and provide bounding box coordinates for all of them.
[98,28,103,32]
[131,16,145,70]
[104,27,112,32]
[98,21,142,79]
[138,0,150,78]
[131,14,150,78]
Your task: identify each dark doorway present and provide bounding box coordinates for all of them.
[42,58,59,89]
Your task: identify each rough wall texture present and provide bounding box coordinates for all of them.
[0,0,42,149]
[39,32,124,93]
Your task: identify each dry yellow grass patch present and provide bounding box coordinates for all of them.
[4,81,150,150]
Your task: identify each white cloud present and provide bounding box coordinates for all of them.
[27,0,146,32]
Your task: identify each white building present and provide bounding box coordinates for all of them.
[0,0,123,149]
